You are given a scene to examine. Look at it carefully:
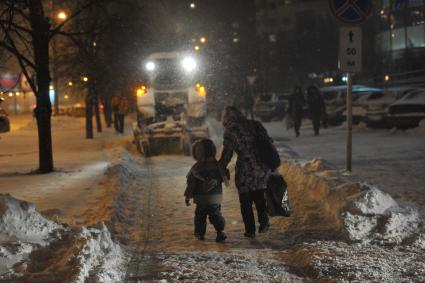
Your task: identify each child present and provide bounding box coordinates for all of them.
[184,139,228,243]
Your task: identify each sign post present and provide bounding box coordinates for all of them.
[330,0,371,172]
[339,27,362,171]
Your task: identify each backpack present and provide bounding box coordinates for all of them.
[250,120,281,170]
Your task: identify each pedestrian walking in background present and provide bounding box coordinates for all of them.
[112,95,129,134]
[184,139,228,243]
[307,86,326,136]
[220,106,271,238]
[288,86,305,137]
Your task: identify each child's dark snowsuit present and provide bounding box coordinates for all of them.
[184,139,227,240]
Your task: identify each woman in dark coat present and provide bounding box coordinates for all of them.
[219,106,271,238]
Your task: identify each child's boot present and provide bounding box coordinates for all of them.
[216,231,227,243]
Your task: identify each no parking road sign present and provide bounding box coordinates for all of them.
[329,0,372,25]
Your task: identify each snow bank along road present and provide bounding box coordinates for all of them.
[0,116,424,282]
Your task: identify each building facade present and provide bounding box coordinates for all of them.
[256,0,339,90]
[375,0,425,84]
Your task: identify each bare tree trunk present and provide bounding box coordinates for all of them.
[94,92,102,132]
[85,93,94,139]
[103,96,112,128]
[30,0,54,173]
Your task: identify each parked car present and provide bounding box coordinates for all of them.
[389,89,425,129]
[320,85,381,125]
[0,98,10,133]
[364,88,415,128]
[364,91,398,127]
[254,92,289,122]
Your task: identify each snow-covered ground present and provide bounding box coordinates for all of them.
[0,115,424,282]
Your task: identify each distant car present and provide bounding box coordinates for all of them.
[389,89,425,129]
[254,92,289,122]
[321,85,381,125]
[0,100,10,133]
[364,88,414,128]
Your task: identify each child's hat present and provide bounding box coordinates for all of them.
[192,139,216,161]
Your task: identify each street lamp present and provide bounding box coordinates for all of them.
[68,81,73,87]
[82,76,88,82]
[190,3,196,9]
[57,11,67,21]
[194,45,201,51]
[200,37,207,44]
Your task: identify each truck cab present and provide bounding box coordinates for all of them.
[134,52,209,156]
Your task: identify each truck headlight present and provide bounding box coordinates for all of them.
[181,57,197,73]
[146,61,155,71]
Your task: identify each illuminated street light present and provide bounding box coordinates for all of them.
[384,75,390,81]
[200,37,207,44]
[82,76,89,82]
[190,3,196,9]
[68,81,73,86]
[194,45,201,51]
[57,11,67,21]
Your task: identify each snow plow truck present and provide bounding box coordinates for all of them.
[133,52,209,156]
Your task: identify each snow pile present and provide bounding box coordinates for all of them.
[0,194,63,245]
[301,158,332,172]
[0,194,63,276]
[0,194,126,282]
[73,223,127,283]
[279,158,424,245]
[280,157,425,281]
[343,185,423,245]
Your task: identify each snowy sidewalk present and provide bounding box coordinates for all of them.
[0,115,131,225]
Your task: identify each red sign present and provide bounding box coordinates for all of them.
[0,74,19,90]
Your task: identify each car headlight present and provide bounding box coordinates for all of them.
[181,57,197,73]
[146,61,155,71]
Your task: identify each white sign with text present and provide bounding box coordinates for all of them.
[339,27,362,73]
